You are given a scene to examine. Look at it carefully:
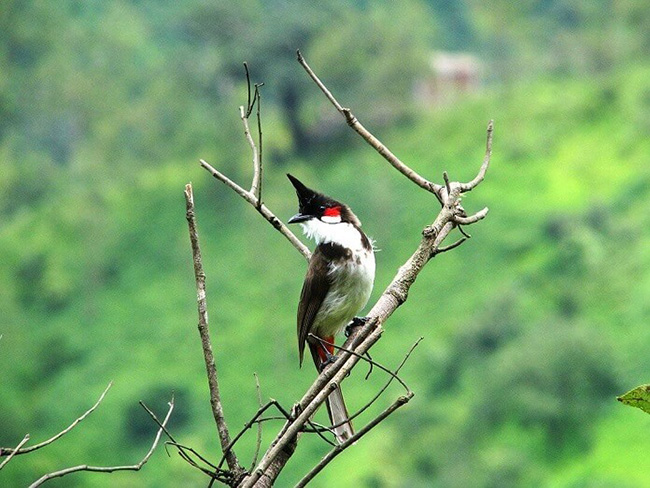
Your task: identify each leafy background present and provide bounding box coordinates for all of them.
[2,1,650,486]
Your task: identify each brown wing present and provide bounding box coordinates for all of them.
[297,247,331,367]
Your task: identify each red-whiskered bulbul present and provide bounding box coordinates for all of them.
[287,173,376,444]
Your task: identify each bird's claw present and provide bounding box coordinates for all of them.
[345,316,370,337]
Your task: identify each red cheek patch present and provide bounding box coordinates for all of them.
[323,206,341,217]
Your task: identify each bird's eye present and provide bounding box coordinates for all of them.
[319,205,326,211]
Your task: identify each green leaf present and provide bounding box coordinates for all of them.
[617,384,650,414]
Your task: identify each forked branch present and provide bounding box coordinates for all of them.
[28,399,174,487]
[200,65,309,260]
[1,382,113,461]
[0,435,29,470]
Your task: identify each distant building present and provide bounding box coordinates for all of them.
[414,51,483,107]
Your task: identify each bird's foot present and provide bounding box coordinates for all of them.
[345,316,370,337]
[320,351,338,369]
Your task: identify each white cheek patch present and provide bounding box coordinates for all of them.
[321,215,342,224]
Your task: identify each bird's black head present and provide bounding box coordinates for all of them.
[286,174,360,226]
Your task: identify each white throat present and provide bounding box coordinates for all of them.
[301,219,366,251]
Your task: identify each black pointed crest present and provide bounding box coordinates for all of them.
[287,173,317,207]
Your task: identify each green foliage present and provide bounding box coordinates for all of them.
[2,2,650,487]
[618,385,650,416]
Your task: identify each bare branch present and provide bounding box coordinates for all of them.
[200,160,310,260]
[0,435,29,470]
[254,86,263,208]
[28,399,174,487]
[458,225,472,239]
[200,64,309,261]
[185,183,241,475]
[454,207,489,225]
[218,399,296,472]
[251,373,263,470]
[200,158,253,203]
[240,105,261,201]
[140,402,232,484]
[1,382,112,458]
[336,337,422,435]
[296,50,441,194]
[295,392,413,488]
[244,62,252,117]
[443,171,451,197]
[433,237,467,256]
[240,77,264,206]
[460,120,494,192]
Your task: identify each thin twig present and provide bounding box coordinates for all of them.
[28,399,174,488]
[184,183,241,475]
[142,399,231,483]
[460,120,493,192]
[363,351,374,380]
[295,393,414,487]
[241,74,264,205]
[443,171,451,198]
[454,207,489,225]
[433,237,467,256]
[458,225,471,239]
[255,86,263,208]
[167,442,229,482]
[244,62,252,117]
[296,50,441,195]
[218,399,292,470]
[309,334,411,393]
[1,382,113,458]
[305,336,421,442]
[346,338,421,426]
[0,435,29,470]
[168,442,228,481]
[251,373,263,470]
[241,104,261,201]
[200,160,310,260]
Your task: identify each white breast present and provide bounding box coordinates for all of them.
[301,219,376,337]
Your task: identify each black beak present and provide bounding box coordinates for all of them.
[288,213,311,224]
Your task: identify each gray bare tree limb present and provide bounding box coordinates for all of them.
[185,183,243,479]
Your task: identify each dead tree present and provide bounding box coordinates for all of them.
[181,53,493,486]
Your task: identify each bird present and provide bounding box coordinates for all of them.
[287,173,376,443]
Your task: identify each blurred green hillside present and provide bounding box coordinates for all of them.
[2,1,650,487]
